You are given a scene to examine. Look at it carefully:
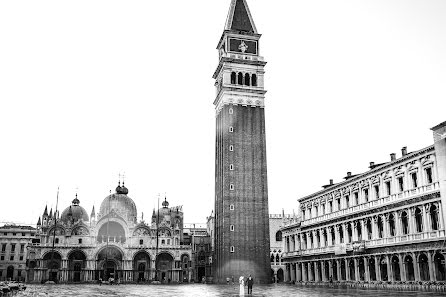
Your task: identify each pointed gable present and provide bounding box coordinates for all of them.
[225,0,257,33]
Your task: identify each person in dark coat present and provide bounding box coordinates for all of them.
[246,275,254,295]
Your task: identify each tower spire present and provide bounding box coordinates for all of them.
[224,0,257,33]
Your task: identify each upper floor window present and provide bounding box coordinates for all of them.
[415,207,423,232]
[244,73,250,86]
[1,244,6,252]
[11,244,16,252]
[79,239,82,244]
[314,206,318,217]
[345,195,350,208]
[20,244,24,253]
[425,167,433,184]
[398,176,404,192]
[329,201,333,213]
[385,181,391,196]
[374,185,380,199]
[231,72,236,84]
[337,198,341,210]
[252,74,257,86]
[55,238,59,244]
[237,73,243,85]
[354,192,359,205]
[302,210,305,220]
[411,172,418,188]
[364,189,369,202]
[276,231,282,242]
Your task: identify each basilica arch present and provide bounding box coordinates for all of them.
[42,251,63,282]
[133,251,151,282]
[96,245,124,281]
[96,221,127,244]
[156,252,174,283]
[67,250,87,282]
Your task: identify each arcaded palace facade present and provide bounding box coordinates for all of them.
[281,121,446,284]
[25,183,195,283]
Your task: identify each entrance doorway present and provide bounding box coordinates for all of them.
[6,266,14,280]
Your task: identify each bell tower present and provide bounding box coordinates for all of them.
[213,0,271,283]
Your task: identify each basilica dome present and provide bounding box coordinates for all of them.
[60,195,89,223]
[98,182,137,223]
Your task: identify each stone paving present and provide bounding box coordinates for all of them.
[19,283,446,297]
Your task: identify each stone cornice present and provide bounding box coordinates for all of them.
[213,57,267,79]
[299,145,435,203]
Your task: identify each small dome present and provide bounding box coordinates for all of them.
[60,197,89,223]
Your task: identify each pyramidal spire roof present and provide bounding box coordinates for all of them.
[224,0,257,33]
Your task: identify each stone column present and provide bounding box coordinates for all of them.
[428,251,436,281]
[302,263,307,282]
[321,261,326,282]
[354,258,360,281]
[328,260,333,280]
[399,254,406,281]
[335,259,342,281]
[372,216,378,239]
[374,255,381,281]
[413,252,421,281]
[327,227,332,246]
[409,207,416,234]
[424,204,432,232]
[361,219,367,241]
[353,221,358,242]
[437,202,444,230]
[387,254,393,282]
[314,262,319,282]
[364,257,370,281]
[306,232,311,250]
[345,258,350,281]
[342,224,347,243]
[395,211,401,236]
[383,214,390,238]
[335,225,341,245]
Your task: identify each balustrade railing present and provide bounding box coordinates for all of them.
[296,182,440,228]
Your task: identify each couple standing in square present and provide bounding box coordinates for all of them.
[239,275,254,295]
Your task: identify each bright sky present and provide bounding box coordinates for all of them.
[0,0,445,226]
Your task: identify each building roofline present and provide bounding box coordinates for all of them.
[298,144,435,203]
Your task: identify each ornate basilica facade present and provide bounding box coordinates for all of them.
[26,183,193,283]
[281,121,446,285]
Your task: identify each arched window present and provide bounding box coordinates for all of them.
[270,254,274,263]
[276,254,280,263]
[389,214,395,236]
[415,207,423,233]
[252,74,257,86]
[377,216,383,238]
[237,72,243,85]
[347,224,352,243]
[276,231,282,242]
[244,73,250,86]
[401,211,409,234]
[366,219,373,240]
[356,222,362,241]
[231,72,236,84]
[430,205,439,230]
[330,228,335,245]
